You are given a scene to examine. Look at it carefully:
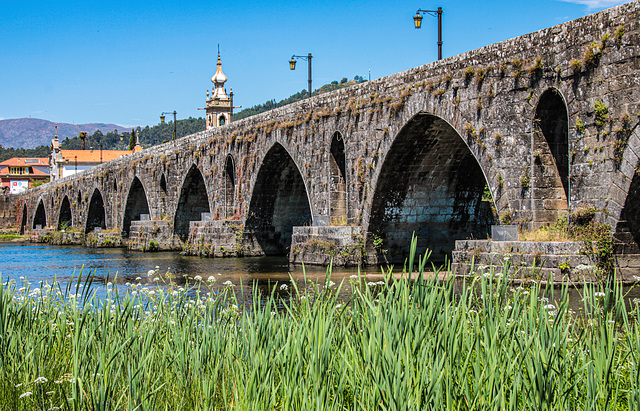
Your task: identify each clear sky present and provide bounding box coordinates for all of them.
[0,0,633,128]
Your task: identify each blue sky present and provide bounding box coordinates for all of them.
[0,0,632,128]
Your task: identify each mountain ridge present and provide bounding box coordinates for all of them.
[0,118,132,149]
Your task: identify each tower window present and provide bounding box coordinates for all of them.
[219,115,226,126]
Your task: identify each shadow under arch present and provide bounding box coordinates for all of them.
[532,87,569,219]
[368,112,496,264]
[329,132,347,224]
[20,204,27,234]
[174,165,210,240]
[85,188,106,233]
[223,154,236,219]
[246,142,312,255]
[33,199,47,229]
[58,196,72,230]
[122,176,151,237]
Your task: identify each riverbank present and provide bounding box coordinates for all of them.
[2,242,639,410]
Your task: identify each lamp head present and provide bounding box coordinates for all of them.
[289,58,297,70]
[413,12,423,29]
[160,114,165,123]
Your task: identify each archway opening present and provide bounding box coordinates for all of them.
[246,143,312,255]
[224,155,236,219]
[174,166,210,240]
[329,132,347,224]
[33,200,47,229]
[58,196,72,230]
[85,188,106,233]
[20,205,27,234]
[368,113,496,264]
[160,174,167,193]
[533,89,569,218]
[616,168,640,255]
[77,191,82,205]
[122,177,151,237]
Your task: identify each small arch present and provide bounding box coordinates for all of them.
[33,199,47,229]
[219,115,226,126]
[51,196,54,208]
[160,173,167,193]
[533,88,569,213]
[174,165,210,240]
[246,143,312,255]
[113,179,118,191]
[85,188,106,233]
[20,205,27,234]
[58,196,72,229]
[329,132,347,224]
[77,190,82,205]
[122,177,151,237]
[223,155,236,218]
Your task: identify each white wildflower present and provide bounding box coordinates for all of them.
[194,275,203,281]
[223,280,235,287]
[19,392,33,399]
[147,269,155,276]
[279,284,289,291]
[34,376,48,384]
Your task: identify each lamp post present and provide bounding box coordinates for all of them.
[413,7,443,60]
[289,53,313,98]
[160,111,177,141]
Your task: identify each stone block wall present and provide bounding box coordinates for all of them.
[128,221,181,251]
[290,226,365,266]
[0,194,18,229]
[182,220,244,257]
[452,239,603,283]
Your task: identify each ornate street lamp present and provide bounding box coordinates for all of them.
[160,111,177,141]
[414,7,443,60]
[289,53,313,98]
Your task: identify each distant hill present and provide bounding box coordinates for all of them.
[0,118,132,149]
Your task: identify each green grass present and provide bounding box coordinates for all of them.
[1,238,640,410]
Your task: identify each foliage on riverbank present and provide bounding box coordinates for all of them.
[1,240,640,410]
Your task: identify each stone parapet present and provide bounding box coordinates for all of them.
[289,226,365,267]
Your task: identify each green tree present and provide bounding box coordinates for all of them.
[129,129,136,150]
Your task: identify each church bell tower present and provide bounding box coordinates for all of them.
[205,52,233,130]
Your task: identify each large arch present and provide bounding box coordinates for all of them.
[223,155,236,219]
[367,113,496,264]
[246,142,312,255]
[85,188,106,233]
[122,176,151,237]
[329,132,347,224]
[33,199,47,229]
[57,195,72,230]
[174,165,210,240]
[532,88,569,219]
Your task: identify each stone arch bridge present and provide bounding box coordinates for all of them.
[14,2,640,274]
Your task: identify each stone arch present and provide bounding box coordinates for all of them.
[329,132,347,224]
[77,190,82,205]
[223,154,236,219]
[33,199,47,229]
[246,142,312,255]
[367,112,496,263]
[532,88,569,219]
[174,165,210,240]
[113,179,118,191]
[20,204,27,234]
[85,188,106,233]
[122,176,151,237]
[58,195,72,229]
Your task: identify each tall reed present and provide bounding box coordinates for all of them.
[1,239,639,410]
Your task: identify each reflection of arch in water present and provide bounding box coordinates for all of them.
[367,113,496,263]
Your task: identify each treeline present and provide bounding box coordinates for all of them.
[0,75,367,161]
[233,75,367,121]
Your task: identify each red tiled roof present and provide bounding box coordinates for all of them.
[60,149,133,163]
[0,157,49,166]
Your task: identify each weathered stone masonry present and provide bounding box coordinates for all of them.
[9,2,640,277]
